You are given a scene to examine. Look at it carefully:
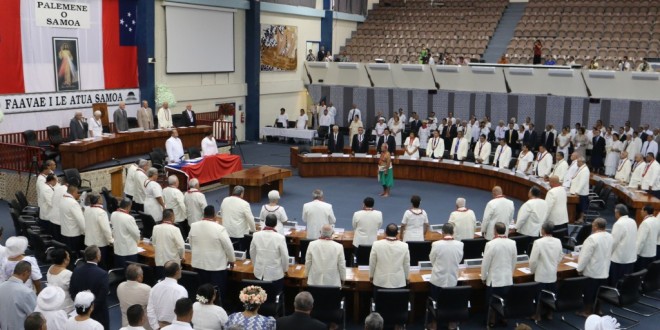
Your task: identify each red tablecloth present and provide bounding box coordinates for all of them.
[179,154,243,185]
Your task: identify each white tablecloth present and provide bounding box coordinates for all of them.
[261,127,317,140]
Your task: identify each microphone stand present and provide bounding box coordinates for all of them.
[230,116,245,164]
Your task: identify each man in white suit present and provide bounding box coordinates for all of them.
[60,185,86,254]
[473,134,491,164]
[449,131,469,161]
[576,218,613,317]
[481,186,515,240]
[188,205,235,302]
[302,189,337,239]
[84,193,113,269]
[157,102,173,129]
[448,197,477,241]
[220,186,256,251]
[641,153,660,197]
[562,152,579,188]
[609,204,638,285]
[426,129,444,159]
[534,145,553,177]
[614,151,632,184]
[369,223,410,291]
[636,205,659,270]
[112,199,141,268]
[569,157,590,222]
[37,174,57,232]
[545,176,569,231]
[628,153,646,189]
[250,214,289,292]
[515,186,548,237]
[529,221,564,320]
[493,139,512,169]
[130,159,150,212]
[549,151,568,183]
[162,175,188,238]
[151,209,185,272]
[183,178,207,226]
[481,222,517,326]
[305,225,346,287]
[429,223,464,290]
[351,197,383,247]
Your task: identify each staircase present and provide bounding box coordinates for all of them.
[483,2,527,63]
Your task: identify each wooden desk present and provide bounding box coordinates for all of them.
[219,166,292,203]
[591,175,660,225]
[59,126,212,170]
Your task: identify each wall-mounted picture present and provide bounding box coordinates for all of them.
[260,24,298,71]
[53,37,80,91]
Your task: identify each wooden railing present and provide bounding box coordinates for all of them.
[196,111,221,122]
[0,127,71,145]
[0,143,44,173]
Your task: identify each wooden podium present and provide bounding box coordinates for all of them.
[109,167,124,197]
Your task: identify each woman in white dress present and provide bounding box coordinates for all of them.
[348,115,363,147]
[403,132,420,159]
[375,117,387,137]
[605,132,623,176]
[400,195,429,242]
[516,144,534,174]
[192,284,229,330]
[46,248,75,313]
[258,190,288,234]
[88,110,103,137]
[389,113,404,147]
[1,236,42,292]
[417,121,430,153]
[556,126,571,157]
[65,292,104,330]
[143,168,165,222]
[296,109,308,129]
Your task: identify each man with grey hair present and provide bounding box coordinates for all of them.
[305,224,346,287]
[117,264,152,329]
[250,214,288,293]
[448,197,476,241]
[114,101,129,132]
[127,158,150,212]
[0,261,37,330]
[152,209,185,275]
[84,193,113,269]
[138,100,154,129]
[220,185,256,250]
[364,312,384,330]
[112,199,141,268]
[609,204,637,285]
[628,153,646,189]
[163,175,188,237]
[576,218,613,317]
[157,101,173,129]
[529,221,564,320]
[69,111,88,140]
[614,151,632,184]
[276,292,326,330]
[144,168,165,222]
[184,178,207,226]
[569,157,590,223]
[303,189,336,239]
[481,186,515,240]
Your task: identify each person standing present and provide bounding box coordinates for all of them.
[529,222,564,320]
[347,104,361,125]
[88,110,104,137]
[137,100,154,130]
[481,222,517,327]
[535,145,553,177]
[305,225,346,287]
[545,176,569,231]
[162,176,188,238]
[183,179,207,226]
[576,218,613,317]
[157,102,173,129]
[147,262,188,330]
[302,189,337,239]
[369,224,410,291]
[569,157,590,223]
[128,159,150,213]
[403,131,420,159]
[550,151,569,183]
[352,197,383,248]
[0,261,37,330]
[614,151,632,184]
[378,144,394,197]
[493,139,512,169]
[250,215,289,293]
[474,134,491,164]
[400,195,429,242]
[327,125,344,153]
[151,209,185,278]
[111,199,141,268]
[166,130,184,163]
[113,101,129,132]
[143,168,165,223]
[220,186,256,251]
[69,246,110,329]
[181,104,196,127]
[117,264,152,330]
[276,292,327,330]
[429,224,464,320]
[348,115,363,147]
[426,129,444,159]
[258,190,288,234]
[533,40,543,65]
[481,186,515,240]
[636,205,659,270]
[609,204,638,285]
[591,128,606,174]
[296,109,308,129]
[377,128,397,155]
[449,131,469,161]
[448,197,477,241]
[69,111,88,140]
[515,186,548,237]
[351,126,369,154]
[200,131,217,157]
[60,185,86,254]
[84,194,113,269]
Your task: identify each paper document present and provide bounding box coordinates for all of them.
[421,274,431,282]
[357,266,369,271]
[517,267,532,274]
[137,247,145,253]
[564,262,579,268]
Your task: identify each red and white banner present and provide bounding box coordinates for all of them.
[0,0,138,95]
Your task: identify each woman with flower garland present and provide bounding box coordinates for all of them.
[225,286,276,330]
[191,284,228,330]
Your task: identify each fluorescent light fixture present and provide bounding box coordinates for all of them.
[401,64,425,72]
[508,68,534,75]
[548,69,574,77]
[435,65,460,73]
[367,63,391,71]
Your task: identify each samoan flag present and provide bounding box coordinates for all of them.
[119,0,138,46]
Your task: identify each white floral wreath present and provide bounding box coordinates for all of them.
[239,285,267,306]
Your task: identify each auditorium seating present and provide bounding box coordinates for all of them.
[506,0,660,66]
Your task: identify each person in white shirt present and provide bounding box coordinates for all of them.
[84,194,113,269]
[641,134,658,157]
[143,168,165,223]
[188,205,235,305]
[128,159,150,212]
[614,151,632,184]
[48,177,68,240]
[166,130,184,163]
[494,120,506,140]
[147,261,188,330]
[66,291,105,330]
[117,265,152,330]
[369,224,410,290]
[151,209,185,272]
[609,204,638,285]
[447,197,477,241]
[157,102,173,129]
[36,160,56,199]
[401,195,429,242]
[375,117,387,137]
[88,110,104,137]
[636,205,659,271]
[220,186,256,251]
[449,131,469,161]
[302,189,337,239]
[529,222,564,292]
[576,218,613,317]
[625,132,643,160]
[468,118,481,144]
[38,174,57,232]
[259,190,288,234]
[275,108,288,127]
[352,197,383,247]
[481,186,515,240]
[183,179,207,226]
[398,108,407,124]
[544,176,569,231]
[641,153,660,198]
[403,131,420,159]
[426,129,444,159]
[35,286,68,330]
[191,284,228,330]
[417,121,431,155]
[429,223,464,289]
[200,131,217,157]
[296,109,308,129]
[549,151,568,183]
[493,139,512,169]
[162,175,188,238]
[516,144,534,174]
[474,134,491,164]
[534,145,553,177]
[318,108,332,131]
[347,104,361,125]
[250,215,289,293]
[569,157,590,223]
[161,298,193,330]
[305,224,346,287]
[124,162,139,201]
[628,153,646,189]
[60,185,86,254]
[562,152,579,188]
[120,304,148,330]
[481,222,517,326]
[515,186,548,237]
[111,199,141,268]
[326,102,337,125]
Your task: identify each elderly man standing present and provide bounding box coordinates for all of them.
[70,246,110,329]
[276,292,327,330]
[609,204,638,285]
[220,185,256,251]
[628,153,646,189]
[636,205,659,270]
[137,100,154,130]
[117,264,152,330]
[569,157,590,223]
[481,222,517,327]
[84,193,113,269]
[157,102,173,129]
[113,101,129,132]
[515,186,548,237]
[303,189,337,239]
[151,209,185,279]
[188,205,235,303]
[166,130,184,163]
[529,221,564,320]
[370,223,410,292]
[144,168,165,223]
[614,151,632,184]
[162,175,188,238]
[481,186,515,240]
[69,111,87,140]
[60,185,86,254]
[184,178,207,226]
[129,159,150,213]
[112,199,141,268]
[147,261,188,330]
[576,218,613,317]
[0,261,37,330]
[545,176,569,231]
[352,197,383,248]
[305,224,346,287]
[448,197,477,241]
[549,151,568,183]
[250,214,289,293]
[428,223,464,329]
[181,104,197,127]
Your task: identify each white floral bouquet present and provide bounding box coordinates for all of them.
[239,285,267,307]
[155,84,177,108]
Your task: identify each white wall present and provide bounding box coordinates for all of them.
[332,18,358,55]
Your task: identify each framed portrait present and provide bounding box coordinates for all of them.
[53,37,80,91]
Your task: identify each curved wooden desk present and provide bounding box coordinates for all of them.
[59,126,212,169]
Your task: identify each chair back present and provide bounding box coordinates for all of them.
[127,117,139,129]
[243,234,253,259]
[317,126,329,139]
[126,261,157,286]
[432,286,471,323]
[23,130,39,147]
[149,151,166,166]
[462,238,487,261]
[354,244,372,266]
[642,260,660,293]
[501,282,541,318]
[575,224,592,246]
[26,228,49,262]
[63,168,82,188]
[187,147,201,159]
[10,209,22,236]
[592,180,604,195]
[15,191,30,210]
[508,158,517,169]
[307,285,344,324]
[137,211,156,239]
[101,187,118,214]
[180,270,201,299]
[617,269,646,306]
[407,241,432,265]
[555,276,588,312]
[299,238,315,264]
[46,125,64,146]
[48,240,76,271]
[510,235,531,255]
[374,289,410,328]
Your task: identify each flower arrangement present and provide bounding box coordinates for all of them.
[219,102,235,117]
[239,285,267,309]
[196,294,209,304]
[155,84,177,108]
